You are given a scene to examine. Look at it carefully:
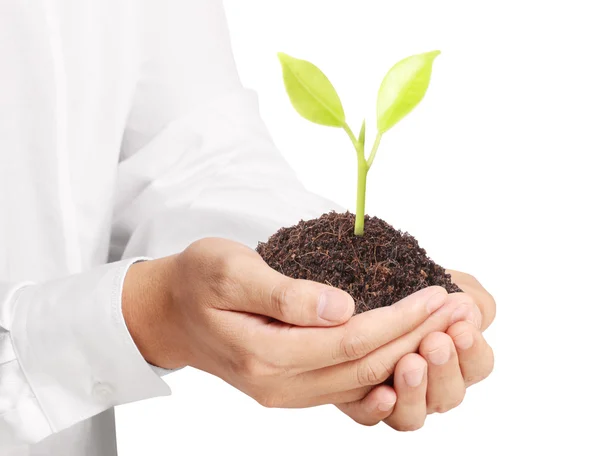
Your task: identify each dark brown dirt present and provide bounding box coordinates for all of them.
[256,211,461,314]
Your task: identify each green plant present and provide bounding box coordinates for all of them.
[278,50,440,235]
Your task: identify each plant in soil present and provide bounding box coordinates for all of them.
[256,51,460,314]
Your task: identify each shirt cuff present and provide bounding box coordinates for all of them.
[8,258,171,434]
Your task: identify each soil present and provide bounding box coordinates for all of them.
[256,211,461,314]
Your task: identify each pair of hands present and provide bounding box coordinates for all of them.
[124,237,495,432]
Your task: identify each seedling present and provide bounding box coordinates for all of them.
[278,50,440,235]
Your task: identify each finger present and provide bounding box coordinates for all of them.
[419,332,465,414]
[336,385,397,426]
[384,354,428,431]
[257,286,448,371]
[278,322,494,409]
[282,385,374,408]
[446,270,496,330]
[292,292,472,397]
[444,292,482,329]
[217,250,355,326]
[447,321,495,387]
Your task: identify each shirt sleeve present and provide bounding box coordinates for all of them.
[110,0,343,263]
[1,0,343,450]
[0,260,171,449]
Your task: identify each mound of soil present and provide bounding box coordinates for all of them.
[256,211,460,314]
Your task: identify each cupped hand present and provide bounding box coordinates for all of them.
[337,270,495,429]
[124,238,474,410]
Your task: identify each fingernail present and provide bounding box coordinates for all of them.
[450,305,470,324]
[454,332,474,350]
[318,290,351,322]
[378,401,395,412]
[427,346,451,366]
[403,368,425,387]
[426,292,446,314]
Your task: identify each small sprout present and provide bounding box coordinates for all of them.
[278,50,440,236]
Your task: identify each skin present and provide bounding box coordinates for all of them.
[337,271,496,430]
[123,238,494,422]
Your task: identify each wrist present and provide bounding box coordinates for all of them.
[122,255,188,369]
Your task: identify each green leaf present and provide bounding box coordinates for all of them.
[278,52,346,128]
[358,120,366,150]
[376,50,441,134]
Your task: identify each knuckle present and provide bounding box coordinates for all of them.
[429,404,446,414]
[270,281,293,318]
[357,359,394,387]
[237,356,269,380]
[186,238,227,268]
[446,321,472,338]
[212,255,237,285]
[184,243,239,296]
[430,397,464,414]
[236,348,286,381]
[340,333,371,361]
[420,331,450,353]
[426,285,448,297]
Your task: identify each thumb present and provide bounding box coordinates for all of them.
[267,276,355,326]
[233,256,355,326]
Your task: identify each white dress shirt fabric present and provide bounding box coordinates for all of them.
[0,0,337,454]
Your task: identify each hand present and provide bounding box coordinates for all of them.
[337,270,495,430]
[123,238,475,409]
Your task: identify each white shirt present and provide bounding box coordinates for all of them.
[0,1,336,454]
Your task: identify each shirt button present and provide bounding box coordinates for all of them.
[92,382,114,399]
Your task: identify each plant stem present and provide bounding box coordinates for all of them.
[343,122,373,236]
[343,123,369,236]
[342,123,359,151]
[355,132,383,234]
[366,132,383,170]
[355,159,368,236]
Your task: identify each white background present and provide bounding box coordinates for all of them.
[117,1,600,454]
